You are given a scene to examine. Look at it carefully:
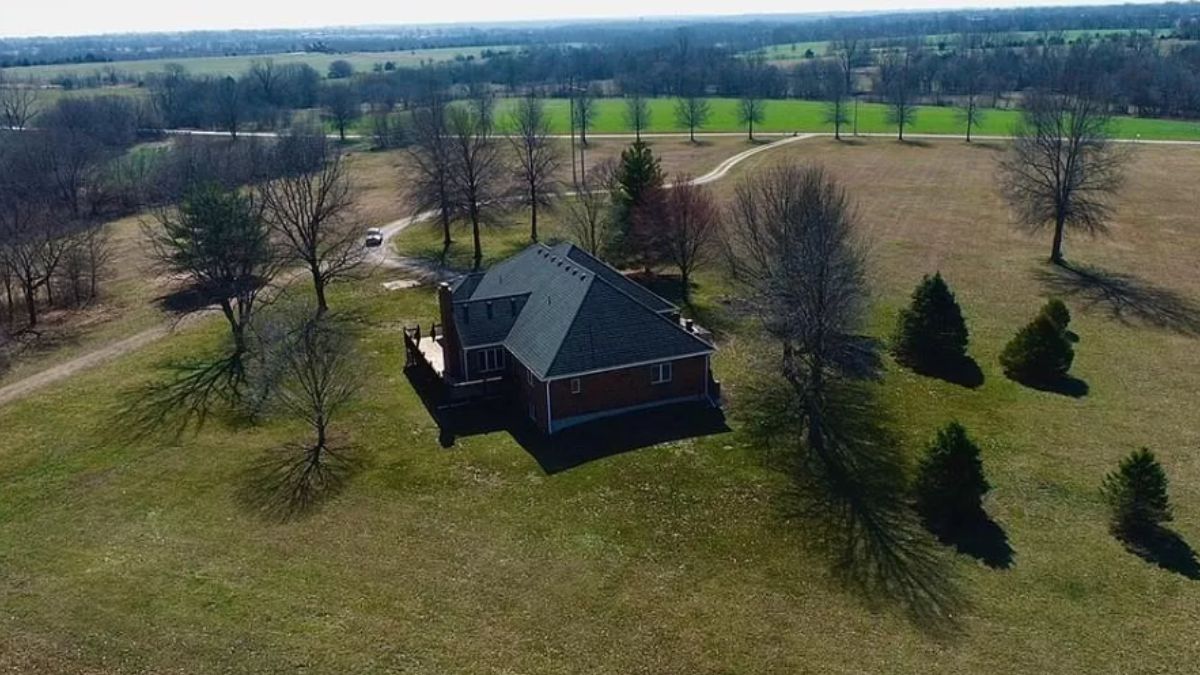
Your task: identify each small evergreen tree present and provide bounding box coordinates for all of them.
[892,272,970,369]
[914,422,990,531]
[999,309,1074,384]
[1102,448,1172,536]
[1040,298,1071,332]
[611,140,665,266]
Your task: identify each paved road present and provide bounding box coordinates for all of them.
[0,134,815,408]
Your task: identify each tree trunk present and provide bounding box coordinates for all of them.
[24,285,37,328]
[1050,215,1066,265]
[472,214,483,271]
[440,207,452,256]
[312,267,329,316]
[530,187,539,242]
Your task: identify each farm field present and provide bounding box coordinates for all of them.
[480,97,1200,141]
[2,137,1199,673]
[3,45,517,80]
[752,28,1180,63]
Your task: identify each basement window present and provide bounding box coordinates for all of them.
[651,362,673,385]
[570,378,581,394]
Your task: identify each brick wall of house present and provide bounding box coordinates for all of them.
[512,357,550,432]
[548,355,709,429]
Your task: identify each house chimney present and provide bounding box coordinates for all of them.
[685,319,695,332]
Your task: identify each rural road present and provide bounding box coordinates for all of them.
[0,133,811,408]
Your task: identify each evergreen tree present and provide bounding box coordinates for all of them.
[914,422,990,531]
[611,140,665,266]
[1040,297,1071,331]
[1000,308,1074,384]
[1102,448,1173,536]
[892,272,970,369]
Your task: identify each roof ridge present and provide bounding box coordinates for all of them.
[558,243,680,314]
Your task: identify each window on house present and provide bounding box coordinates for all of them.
[478,347,505,373]
[485,302,493,319]
[651,362,673,384]
[460,306,469,324]
[570,378,581,394]
[526,369,533,386]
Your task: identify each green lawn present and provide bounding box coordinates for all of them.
[4,45,518,80]
[2,138,1200,672]
[478,97,1200,141]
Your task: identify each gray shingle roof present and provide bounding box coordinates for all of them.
[451,243,712,379]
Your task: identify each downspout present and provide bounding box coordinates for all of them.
[545,379,553,434]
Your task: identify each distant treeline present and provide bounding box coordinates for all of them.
[2,2,1198,68]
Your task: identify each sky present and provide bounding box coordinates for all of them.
[4,0,1151,38]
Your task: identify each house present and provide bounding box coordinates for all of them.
[403,242,720,435]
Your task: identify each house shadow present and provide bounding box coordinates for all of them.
[406,369,730,474]
[1118,527,1200,580]
[1034,262,1200,337]
[927,511,1015,570]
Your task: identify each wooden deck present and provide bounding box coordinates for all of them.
[417,337,445,377]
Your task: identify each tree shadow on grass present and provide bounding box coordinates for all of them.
[905,355,985,389]
[926,511,1015,570]
[1117,527,1200,580]
[740,374,966,635]
[1007,372,1090,398]
[237,440,363,521]
[1034,262,1200,337]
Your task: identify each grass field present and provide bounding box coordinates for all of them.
[3,138,1200,672]
[478,97,1200,141]
[3,45,517,80]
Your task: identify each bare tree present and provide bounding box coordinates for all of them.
[822,61,851,141]
[447,106,507,270]
[573,85,597,147]
[563,159,617,257]
[407,97,457,255]
[0,74,40,130]
[211,76,244,139]
[674,89,711,143]
[624,91,651,142]
[259,132,363,315]
[247,305,362,516]
[725,162,877,451]
[998,88,1127,266]
[661,176,719,302]
[248,59,281,107]
[507,95,561,242]
[879,50,918,141]
[957,55,986,142]
[321,85,361,142]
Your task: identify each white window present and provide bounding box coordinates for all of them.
[479,347,505,373]
[570,378,581,394]
[651,362,673,384]
[526,369,534,386]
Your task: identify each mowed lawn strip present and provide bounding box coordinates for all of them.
[2,138,1199,673]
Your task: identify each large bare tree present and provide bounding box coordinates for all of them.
[507,95,560,242]
[248,305,363,515]
[661,176,719,302]
[259,132,363,315]
[726,163,876,453]
[998,88,1127,265]
[406,96,457,255]
[822,60,851,141]
[447,106,507,270]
